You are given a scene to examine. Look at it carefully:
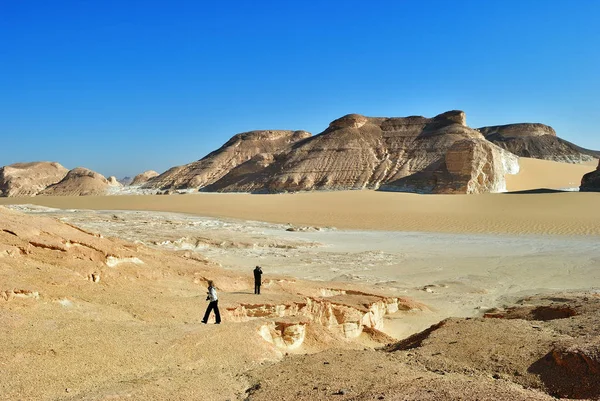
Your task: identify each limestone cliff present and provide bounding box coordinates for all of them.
[144,130,312,190]
[0,162,69,197]
[207,111,518,194]
[40,167,110,196]
[479,123,600,163]
[580,160,600,192]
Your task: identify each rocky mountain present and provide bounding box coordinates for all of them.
[580,160,600,192]
[479,123,600,163]
[0,161,68,197]
[131,170,159,186]
[118,176,133,186]
[144,130,312,190]
[40,167,110,196]
[202,111,518,194]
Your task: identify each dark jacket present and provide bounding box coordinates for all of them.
[253,267,262,284]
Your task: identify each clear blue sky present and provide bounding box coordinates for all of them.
[2,0,599,178]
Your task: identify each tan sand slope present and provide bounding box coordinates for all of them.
[0,206,422,400]
[2,189,600,235]
[506,157,598,191]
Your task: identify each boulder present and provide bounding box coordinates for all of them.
[0,162,68,197]
[580,160,600,192]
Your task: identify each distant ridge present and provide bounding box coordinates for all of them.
[2,111,598,196]
[479,123,600,163]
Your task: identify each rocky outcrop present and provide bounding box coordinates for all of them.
[0,162,68,197]
[580,160,600,192]
[479,123,600,163]
[436,139,519,194]
[144,130,312,190]
[131,170,159,186]
[40,167,110,196]
[206,111,518,194]
[107,176,122,187]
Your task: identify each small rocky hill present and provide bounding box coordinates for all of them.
[131,170,160,186]
[205,111,519,194]
[40,167,110,196]
[0,161,68,197]
[479,123,600,163]
[580,160,600,192]
[144,130,312,190]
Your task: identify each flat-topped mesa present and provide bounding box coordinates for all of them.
[0,161,68,197]
[206,110,514,194]
[479,122,599,163]
[40,167,110,196]
[479,123,556,139]
[580,160,600,192]
[143,129,312,190]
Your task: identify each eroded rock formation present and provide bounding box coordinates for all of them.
[480,123,600,163]
[40,167,110,196]
[144,130,312,190]
[107,176,123,187]
[580,160,600,192]
[205,111,519,194]
[249,293,600,401]
[131,170,159,186]
[0,161,68,197]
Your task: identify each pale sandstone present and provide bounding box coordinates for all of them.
[107,176,123,187]
[40,167,110,196]
[130,170,159,186]
[210,111,514,194]
[0,161,68,197]
[144,130,312,190]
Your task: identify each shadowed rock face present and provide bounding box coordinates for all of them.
[580,161,600,192]
[479,123,599,163]
[0,162,69,197]
[206,111,518,194]
[40,167,110,196]
[144,130,312,190]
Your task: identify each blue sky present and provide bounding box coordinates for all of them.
[1,0,599,178]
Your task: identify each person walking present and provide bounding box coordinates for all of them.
[253,266,263,295]
[201,280,221,324]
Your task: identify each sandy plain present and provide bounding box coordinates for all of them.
[1,158,599,236]
[2,157,600,400]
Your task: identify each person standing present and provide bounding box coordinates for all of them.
[202,280,221,324]
[253,266,263,295]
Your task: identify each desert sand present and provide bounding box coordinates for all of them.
[2,190,600,236]
[2,157,600,400]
